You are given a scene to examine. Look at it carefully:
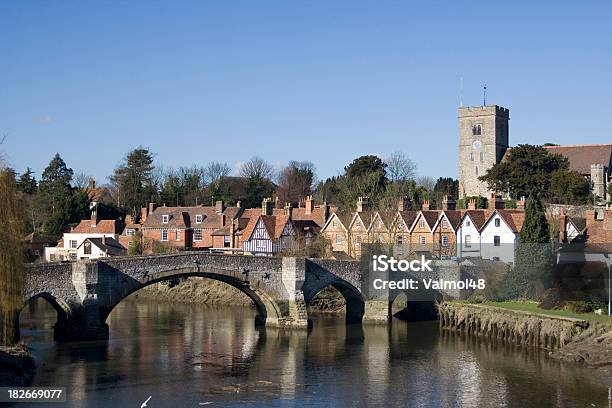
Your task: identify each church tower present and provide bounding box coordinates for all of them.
[458,105,510,198]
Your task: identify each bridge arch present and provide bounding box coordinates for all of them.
[18,292,72,341]
[304,279,366,324]
[389,288,442,321]
[100,267,285,329]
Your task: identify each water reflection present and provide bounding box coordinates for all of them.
[18,298,609,408]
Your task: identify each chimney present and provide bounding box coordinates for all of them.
[284,202,293,217]
[488,193,505,210]
[560,210,568,242]
[356,196,370,213]
[275,196,282,209]
[322,202,330,224]
[90,206,98,227]
[398,196,410,212]
[467,198,477,210]
[236,201,242,208]
[140,207,148,224]
[125,214,133,225]
[442,195,456,211]
[262,198,273,216]
[422,200,430,211]
[148,202,157,215]
[304,195,313,215]
[517,196,526,210]
[215,200,224,213]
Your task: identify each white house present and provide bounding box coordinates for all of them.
[241,215,296,256]
[45,210,123,261]
[75,237,126,260]
[456,209,524,264]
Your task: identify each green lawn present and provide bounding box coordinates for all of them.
[467,301,612,322]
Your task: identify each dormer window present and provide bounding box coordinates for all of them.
[195,214,203,224]
[162,215,169,224]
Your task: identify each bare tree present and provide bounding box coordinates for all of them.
[416,175,435,192]
[385,151,417,182]
[203,161,231,186]
[73,172,94,190]
[239,156,275,180]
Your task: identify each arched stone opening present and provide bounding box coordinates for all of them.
[101,271,282,330]
[390,290,441,322]
[306,281,365,325]
[18,293,71,342]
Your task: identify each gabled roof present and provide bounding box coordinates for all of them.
[481,209,525,233]
[79,237,126,256]
[353,211,375,230]
[544,144,612,175]
[242,215,293,243]
[432,210,462,232]
[368,212,388,232]
[291,206,328,228]
[398,211,418,231]
[567,216,587,232]
[460,210,492,231]
[71,219,117,234]
[410,210,440,231]
[144,205,242,229]
[321,211,353,232]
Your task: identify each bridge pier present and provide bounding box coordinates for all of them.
[363,300,391,324]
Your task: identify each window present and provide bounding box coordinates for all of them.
[34,250,40,256]
[126,228,135,236]
[70,240,78,249]
[175,230,180,241]
[494,235,501,246]
[419,235,426,245]
[194,228,202,241]
[377,234,383,243]
[224,236,231,247]
[396,235,403,244]
[128,241,133,247]
[332,220,337,227]
[466,220,471,227]
[70,253,77,261]
[441,236,449,247]
[84,241,92,255]
[442,219,448,229]
[398,221,404,229]
[495,218,501,227]
[162,214,169,224]
[419,219,425,229]
[480,152,484,162]
[470,152,474,161]
[161,229,169,241]
[195,214,203,224]
[472,124,482,136]
[336,234,342,244]
[475,166,479,176]
[465,235,472,247]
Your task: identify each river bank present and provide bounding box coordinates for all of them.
[135,277,347,312]
[0,345,36,386]
[439,301,612,381]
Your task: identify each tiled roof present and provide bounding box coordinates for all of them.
[144,205,242,229]
[496,209,525,233]
[71,219,117,234]
[291,207,328,228]
[463,210,490,231]
[544,144,612,175]
[420,211,440,229]
[81,237,126,256]
[442,210,463,230]
[242,215,292,243]
[398,211,418,230]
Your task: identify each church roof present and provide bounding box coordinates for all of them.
[543,144,612,175]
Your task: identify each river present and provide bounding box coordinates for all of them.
[15,297,610,408]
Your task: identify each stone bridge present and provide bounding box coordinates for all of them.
[16,253,461,341]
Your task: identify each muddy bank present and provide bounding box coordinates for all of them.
[0,345,36,386]
[135,278,253,306]
[550,321,612,376]
[137,278,346,312]
[439,301,612,381]
[438,302,589,350]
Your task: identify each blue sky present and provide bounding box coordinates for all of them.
[1,1,610,184]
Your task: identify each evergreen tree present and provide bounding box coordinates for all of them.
[17,167,37,195]
[38,154,74,215]
[111,148,156,217]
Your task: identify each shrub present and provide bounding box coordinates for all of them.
[563,301,592,314]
